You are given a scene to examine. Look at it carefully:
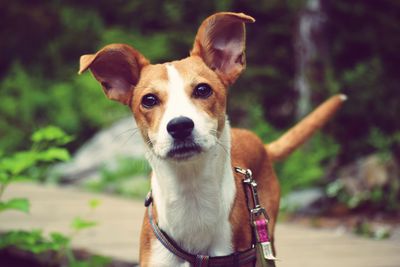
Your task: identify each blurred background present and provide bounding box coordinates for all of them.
[0,0,399,266]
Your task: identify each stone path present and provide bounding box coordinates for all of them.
[1,183,399,266]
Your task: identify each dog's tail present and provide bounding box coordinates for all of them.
[265,94,346,162]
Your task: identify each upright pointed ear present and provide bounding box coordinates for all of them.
[191,12,255,86]
[79,44,149,105]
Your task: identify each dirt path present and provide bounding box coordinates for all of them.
[1,183,399,266]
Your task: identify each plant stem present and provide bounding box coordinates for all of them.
[65,246,77,265]
[0,182,8,200]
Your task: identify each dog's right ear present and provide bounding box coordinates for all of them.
[79,44,149,105]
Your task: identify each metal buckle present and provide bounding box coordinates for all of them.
[251,207,270,223]
[235,167,270,222]
[234,167,252,177]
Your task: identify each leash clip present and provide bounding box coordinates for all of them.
[234,167,252,177]
[235,166,277,265]
[236,167,268,221]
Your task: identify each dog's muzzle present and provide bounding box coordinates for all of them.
[167,139,202,160]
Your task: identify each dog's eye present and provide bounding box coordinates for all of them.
[193,83,213,99]
[141,94,159,109]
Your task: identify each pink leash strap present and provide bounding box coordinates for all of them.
[255,219,269,242]
[253,219,277,261]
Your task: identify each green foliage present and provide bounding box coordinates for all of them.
[0,199,108,266]
[88,199,101,210]
[0,63,128,153]
[246,103,281,143]
[327,2,400,161]
[326,169,399,212]
[1,1,399,209]
[276,133,339,195]
[1,151,39,177]
[0,230,70,254]
[71,199,102,233]
[353,221,391,240]
[248,103,339,195]
[0,126,72,214]
[37,147,71,162]
[367,128,400,160]
[0,63,43,152]
[101,28,171,62]
[69,255,111,267]
[0,198,30,213]
[71,217,98,232]
[65,200,107,265]
[0,127,110,265]
[1,0,398,165]
[31,126,74,146]
[85,157,150,199]
[0,126,75,261]
[326,179,364,209]
[0,127,72,184]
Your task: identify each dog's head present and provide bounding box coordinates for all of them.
[79,12,254,161]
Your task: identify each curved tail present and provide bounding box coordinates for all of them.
[266,94,346,162]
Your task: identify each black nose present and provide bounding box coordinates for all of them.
[167,116,194,139]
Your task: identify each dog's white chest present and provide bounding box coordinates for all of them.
[149,176,235,266]
[148,126,236,266]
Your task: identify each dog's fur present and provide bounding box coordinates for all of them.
[79,12,345,267]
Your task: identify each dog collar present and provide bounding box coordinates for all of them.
[146,198,256,266]
[144,167,276,267]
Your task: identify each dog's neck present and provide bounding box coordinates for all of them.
[147,120,236,255]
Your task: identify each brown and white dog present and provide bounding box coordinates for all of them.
[79,12,345,267]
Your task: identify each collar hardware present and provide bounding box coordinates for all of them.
[235,167,277,265]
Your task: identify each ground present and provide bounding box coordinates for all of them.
[1,183,399,267]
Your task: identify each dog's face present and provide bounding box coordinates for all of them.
[79,12,254,161]
[131,57,227,160]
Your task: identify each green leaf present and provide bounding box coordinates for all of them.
[71,217,97,231]
[0,230,69,254]
[0,198,30,213]
[88,199,101,210]
[0,151,38,175]
[49,232,70,249]
[326,180,344,197]
[37,148,71,162]
[31,126,73,145]
[0,230,43,251]
[85,255,111,267]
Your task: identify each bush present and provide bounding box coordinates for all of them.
[0,63,128,153]
[247,103,339,195]
[0,127,110,266]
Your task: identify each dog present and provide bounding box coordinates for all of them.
[79,12,345,267]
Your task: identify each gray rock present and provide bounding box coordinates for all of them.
[53,117,146,182]
[281,188,324,212]
[325,153,400,210]
[337,154,399,195]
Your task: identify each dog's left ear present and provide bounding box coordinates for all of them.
[191,12,255,86]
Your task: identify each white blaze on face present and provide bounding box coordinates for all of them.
[149,64,218,158]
